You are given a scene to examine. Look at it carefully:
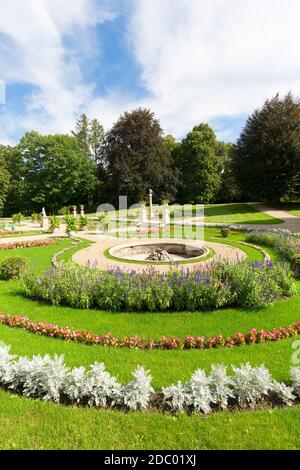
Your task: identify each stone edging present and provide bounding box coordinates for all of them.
[51,238,82,268]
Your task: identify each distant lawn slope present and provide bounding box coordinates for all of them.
[204,203,283,225]
[88,203,283,225]
[270,203,300,218]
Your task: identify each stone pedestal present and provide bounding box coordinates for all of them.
[139,205,148,226]
[73,206,77,218]
[162,204,170,226]
[41,208,49,230]
[80,205,85,216]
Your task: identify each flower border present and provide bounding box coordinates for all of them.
[0,239,56,251]
[0,312,299,351]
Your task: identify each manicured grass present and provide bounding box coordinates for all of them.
[0,232,298,450]
[0,323,297,387]
[0,389,299,450]
[203,203,283,225]
[88,203,283,225]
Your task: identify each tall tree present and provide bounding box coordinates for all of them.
[217,142,240,202]
[0,146,11,210]
[72,114,90,157]
[72,114,105,162]
[102,108,178,206]
[89,118,105,163]
[6,132,97,214]
[234,93,300,203]
[175,124,222,204]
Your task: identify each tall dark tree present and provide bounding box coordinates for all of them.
[102,108,179,206]
[234,93,300,203]
[175,124,222,204]
[217,142,240,202]
[6,132,97,214]
[0,146,11,210]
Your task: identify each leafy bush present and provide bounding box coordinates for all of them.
[49,216,60,233]
[221,228,230,238]
[79,215,88,230]
[12,213,23,225]
[1,256,28,280]
[64,215,78,235]
[22,260,296,312]
[1,346,298,413]
[31,213,41,223]
[245,231,300,262]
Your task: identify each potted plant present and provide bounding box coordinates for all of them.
[49,216,61,234]
[79,215,88,231]
[12,213,23,226]
[64,215,78,238]
[97,214,109,233]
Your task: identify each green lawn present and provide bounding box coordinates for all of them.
[203,203,283,225]
[0,234,299,450]
[88,203,283,225]
[1,390,299,450]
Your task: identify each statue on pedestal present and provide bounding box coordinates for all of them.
[41,207,49,230]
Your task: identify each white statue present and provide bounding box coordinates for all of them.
[73,206,77,217]
[41,207,49,230]
[139,202,148,226]
[80,205,85,216]
[149,189,154,220]
[162,202,170,226]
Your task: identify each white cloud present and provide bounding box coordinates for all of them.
[126,0,300,140]
[1,0,300,143]
[0,0,117,140]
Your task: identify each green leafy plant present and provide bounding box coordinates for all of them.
[31,213,41,223]
[79,215,88,231]
[64,215,78,235]
[23,260,296,312]
[221,228,231,238]
[12,213,24,225]
[97,214,109,232]
[49,216,61,233]
[1,256,28,280]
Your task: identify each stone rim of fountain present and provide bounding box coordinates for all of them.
[108,241,209,264]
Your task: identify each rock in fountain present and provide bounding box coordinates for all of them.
[146,249,174,262]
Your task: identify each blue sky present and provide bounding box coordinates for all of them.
[1,0,300,145]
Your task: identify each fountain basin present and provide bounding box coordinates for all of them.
[108,241,209,263]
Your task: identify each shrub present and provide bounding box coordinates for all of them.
[12,213,23,225]
[79,215,88,230]
[22,260,296,312]
[64,215,78,235]
[1,347,299,414]
[31,213,41,223]
[245,231,300,262]
[49,216,60,233]
[221,228,230,238]
[1,257,28,280]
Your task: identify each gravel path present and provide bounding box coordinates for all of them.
[72,237,247,272]
[248,202,300,232]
